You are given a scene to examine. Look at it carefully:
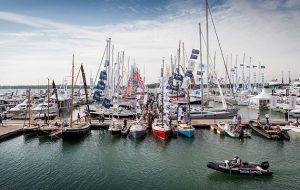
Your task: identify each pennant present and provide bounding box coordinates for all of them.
[192,49,200,55]
[102,98,111,109]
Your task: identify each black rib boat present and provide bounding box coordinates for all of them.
[249,120,290,140]
[207,160,273,176]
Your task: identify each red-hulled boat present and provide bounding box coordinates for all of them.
[152,119,171,140]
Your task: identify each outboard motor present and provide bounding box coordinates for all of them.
[260,161,270,169]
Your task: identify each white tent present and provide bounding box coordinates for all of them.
[248,89,271,110]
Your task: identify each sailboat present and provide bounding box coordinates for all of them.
[177,78,195,138]
[108,54,123,136]
[61,55,90,139]
[129,94,146,139]
[23,89,40,135]
[152,58,171,140]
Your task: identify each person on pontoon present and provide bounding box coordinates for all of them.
[232,155,241,167]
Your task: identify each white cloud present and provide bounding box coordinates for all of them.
[0,0,299,86]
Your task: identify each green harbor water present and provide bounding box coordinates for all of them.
[1,126,300,190]
[0,102,299,190]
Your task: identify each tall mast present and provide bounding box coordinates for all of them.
[47,78,50,126]
[122,51,124,89]
[242,53,245,91]
[225,55,228,91]
[143,64,145,84]
[108,38,111,98]
[258,61,261,89]
[28,89,31,127]
[230,53,232,95]
[162,58,164,124]
[213,51,216,74]
[199,23,204,111]
[70,54,75,128]
[235,55,238,92]
[249,57,252,90]
[183,42,185,72]
[206,0,210,99]
[105,39,109,97]
[177,41,181,101]
[111,45,114,98]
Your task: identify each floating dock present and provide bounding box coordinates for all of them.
[0,118,292,142]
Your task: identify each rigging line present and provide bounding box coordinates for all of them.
[208,4,236,99]
[93,46,107,87]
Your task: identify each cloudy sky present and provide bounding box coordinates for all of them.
[0,0,299,85]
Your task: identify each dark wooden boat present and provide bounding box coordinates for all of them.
[23,125,40,135]
[248,120,289,140]
[37,125,60,137]
[62,123,90,138]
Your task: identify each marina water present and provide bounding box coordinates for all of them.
[0,109,299,190]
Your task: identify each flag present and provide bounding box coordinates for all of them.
[104,60,109,67]
[198,63,206,69]
[187,60,196,71]
[289,96,297,109]
[194,90,201,97]
[261,65,266,68]
[270,96,277,108]
[192,49,200,55]
[240,64,244,66]
[96,80,106,90]
[246,66,250,68]
[196,76,202,82]
[169,84,179,91]
[197,71,204,76]
[100,70,107,80]
[252,65,257,68]
[102,98,111,109]
[174,74,183,82]
[66,99,71,112]
[185,70,193,77]
[190,54,198,60]
[93,90,101,101]
[143,94,148,105]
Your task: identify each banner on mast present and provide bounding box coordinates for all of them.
[174,74,183,82]
[289,96,297,110]
[102,98,111,109]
